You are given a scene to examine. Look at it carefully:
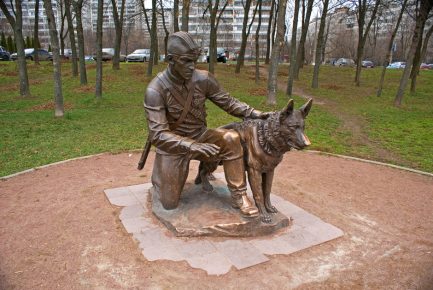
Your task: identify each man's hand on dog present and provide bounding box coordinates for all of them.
[250,109,272,120]
[190,143,220,157]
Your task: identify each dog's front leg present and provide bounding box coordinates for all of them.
[247,167,272,223]
[263,170,278,213]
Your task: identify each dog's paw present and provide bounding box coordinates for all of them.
[261,214,272,223]
[265,204,278,213]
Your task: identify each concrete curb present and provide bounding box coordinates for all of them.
[0,153,106,180]
[1,150,432,181]
[306,150,433,177]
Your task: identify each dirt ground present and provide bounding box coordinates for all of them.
[1,151,432,289]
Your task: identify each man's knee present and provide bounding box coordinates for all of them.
[222,130,241,146]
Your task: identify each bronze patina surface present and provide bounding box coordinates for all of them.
[150,180,291,237]
[143,31,270,218]
[196,99,313,223]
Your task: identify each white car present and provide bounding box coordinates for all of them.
[387,61,406,69]
[126,49,151,62]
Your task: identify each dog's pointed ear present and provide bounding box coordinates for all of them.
[280,99,294,119]
[300,99,313,118]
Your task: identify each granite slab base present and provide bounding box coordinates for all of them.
[151,180,290,237]
[104,174,344,275]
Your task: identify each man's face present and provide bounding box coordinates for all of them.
[171,55,198,80]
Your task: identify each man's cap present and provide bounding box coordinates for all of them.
[167,31,201,56]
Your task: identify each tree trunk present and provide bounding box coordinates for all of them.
[376,0,407,97]
[65,0,78,76]
[286,0,300,96]
[152,0,158,65]
[181,0,191,32]
[354,0,381,87]
[59,1,66,56]
[0,0,31,97]
[159,0,170,58]
[255,0,262,84]
[208,0,228,74]
[235,0,258,73]
[394,0,433,106]
[311,0,329,89]
[43,0,64,117]
[33,0,40,64]
[208,0,218,75]
[271,1,278,47]
[410,24,433,93]
[267,0,287,105]
[265,0,275,65]
[111,0,125,70]
[294,0,313,80]
[95,0,103,98]
[74,0,87,85]
[173,0,179,32]
[147,0,157,76]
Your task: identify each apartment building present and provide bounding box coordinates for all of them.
[0,0,61,49]
[182,0,272,58]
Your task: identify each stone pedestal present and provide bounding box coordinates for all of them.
[151,180,291,237]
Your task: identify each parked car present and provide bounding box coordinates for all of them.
[0,46,11,61]
[362,60,374,68]
[334,58,355,67]
[94,48,126,62]
[207,47,227,63]
[85,55,94,62]
[420,63,433,70]
[126,49,150,62]
[11,48,52,61]
[387,61,406,69]
[62,48,72,59]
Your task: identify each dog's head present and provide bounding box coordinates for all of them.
[278,99,313,150]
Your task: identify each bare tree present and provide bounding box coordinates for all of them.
[138,0,153,74]
[151,0,158,66]
[95,0,103,98]
[65,0,78,76]
[111,0,126,70]
[0,0,30,97]
[33,0,40,64]
[235,0,259,73]
[311,0,330,88]
[58,0,68,56]
[286,0,300,96]
[265,0,275,64]
[394,0,433,106]
[267,0,287,105]
[353,0,381,86]
[73,0,87,85]
[376,0,408,97]
[294,0,314,79]
[255,0,263,83]
[182,0,191,32]
[43,0,64,117]
[158,0,170,57]
[207,0,228,74]
[410,23,433,93]
[173,0,180,31]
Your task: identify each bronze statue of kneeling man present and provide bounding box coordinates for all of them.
[143,32,270,217]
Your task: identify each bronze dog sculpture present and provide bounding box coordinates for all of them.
[195,99,313,223]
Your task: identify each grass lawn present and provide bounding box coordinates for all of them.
[0,61,432,176]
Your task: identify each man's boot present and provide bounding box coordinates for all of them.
[231,191,259,217]
[223,158,259,217]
